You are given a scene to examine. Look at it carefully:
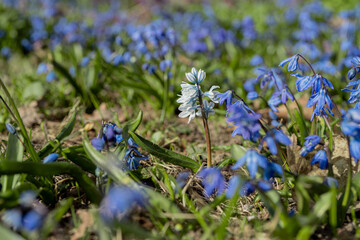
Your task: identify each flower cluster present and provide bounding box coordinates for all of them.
[197,149,283,198]
[2,191,47,232]
[343,57,360,109]
[177,68,219,123]
[280,54,334,121]
[91,122,148,170]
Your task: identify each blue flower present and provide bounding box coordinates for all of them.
[307,88,333,121]
[197,167,226,196]
[159,59,172,72]
[268,95,281,113]
[91,137,105,151]
[231,149,268,178]
[347,68,357,80]
[196,100,215,119]
[19,191,37,208]
[323,177,338,188]
[311,150,328,169]
[216,90,233,108]
[2,209,22,230]
[263,162,283,181]
[341,109,360,161]
[100,186,145,223]
[5,123,16,135]
[247,91,259,100]
[292,73,313,92]
[226,176,272,198]
[311,74,334,93]
[262,129,291,155]
[46,71,57,82]
[125,148,149,170]
[271,85,294,104]
[81,56,90,67]
[176,171,190,189]
[300,135,321,156]
[22,210,44,231]
[43,153,59,163]
[226,106,261,141]
[343,83,360,104]
[279,54,299,71]
[36,63,48,75]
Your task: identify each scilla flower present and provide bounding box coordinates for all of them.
[100,185,145,223]
[311,150,328,169]
[341,109,360,161]
[231,149,268,178]
[197,167,226,196]
[279,54,300,72]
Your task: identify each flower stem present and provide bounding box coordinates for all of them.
[297,54,316,75]
[342,137,352,216]
[196,84,212,167]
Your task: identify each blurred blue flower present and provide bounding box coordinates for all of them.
[247,91,259,100]
[323,177,338,188]
[232,149,268,178]
[341,109,360,161]
[46,71,57,82]
[1,47,11,60]
[262,129,291,155]
[5,123,16,135]
[19,191,37,208]
[159,59,172,72]
[271,85,294,104]
[198,167,225,196]
[100,186,145,223]
[268,95,281,113]
[263,162,283,181]
[22,210,44,231]
[300,135,321,156]
[2,209,22,230]
[81,57,90,67]
[311,150,328,169]
[43,153,59,163]
[250,55,264,66]
[91,137,105,151]
[216,90,233,108]
[176,171,190,189]
[226,176,272,198]
[37,63,48,75]
[227,103,261,141]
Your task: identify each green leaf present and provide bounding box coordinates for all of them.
[230,144,247,160]
[0,224,24,240]
[63,146,96,174]
[122,111,143,144]
[129,131,200,172]
[1,132,24,192]
[40,198,74,239]
[52,60,84,98]
[83,135,132,185]
[23,82,45,100]
[38,102,78,159]
[0,161,102,205]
